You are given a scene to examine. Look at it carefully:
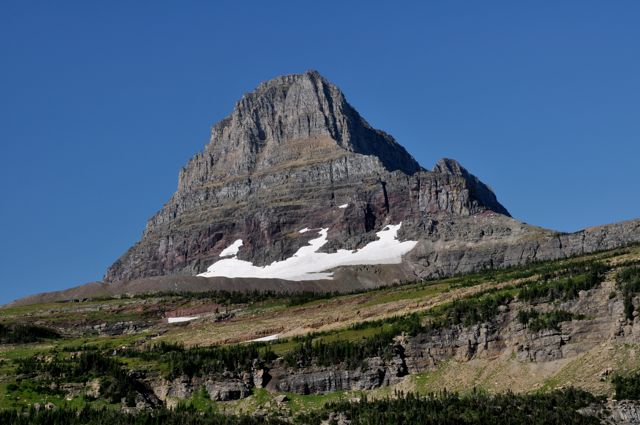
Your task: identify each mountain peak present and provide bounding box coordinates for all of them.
[229,70,350,145]
[434,158,510,217]
[433,158,466,175]
[252,69,328,92]
[178,72,423,191]
[105,72,513,284]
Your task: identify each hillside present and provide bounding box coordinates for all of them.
[2,246,640,422]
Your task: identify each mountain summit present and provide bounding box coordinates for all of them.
[179,70,422,191]
[99,71,639,292]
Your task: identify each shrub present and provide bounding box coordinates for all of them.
[0,323,60,343]
[518,309,582,332]
[284,314,422,369]
[123,341,277,379]
[16,351,147,404]
[617,266,640,321]
[519,262,608,302]
[298,388,601,425]
[612,371,640,400]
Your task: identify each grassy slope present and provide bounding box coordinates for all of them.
[0,246,639,414]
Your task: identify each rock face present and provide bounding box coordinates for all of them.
[266,355,407,394]
[104,70,514,285]
[96,70,640,291]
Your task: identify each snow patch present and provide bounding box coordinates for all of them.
[250,334,280,342]
[198,223,417,281]
[298,227,310,234]
[167,316,200,324]
[337,203,349,209]
[220,239,243,257]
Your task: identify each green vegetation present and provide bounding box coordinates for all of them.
[285,335,393,369]
[518,262,608,302]
[177,386,219,411]
[0,249,634,422]
[447,253,614,290]
[0,405,287,425]
[121,341,277,379]
[517,309,585,332]
[612,371,640,400]
[430,291,513,327]
[0,388,602,424]
[14,351,146,406]
[0,323,60,344]
[302,388,602,425]
[616,266,640,321]
[284,315,419,369]
[97,289,345,308]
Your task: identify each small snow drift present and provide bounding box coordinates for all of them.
[198,223,417,281]
[250,334,280,342]
[220,239,243,257]
[337,203,349,209]
[167,316,200,324]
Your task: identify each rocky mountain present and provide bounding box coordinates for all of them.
[100,71,513,287]
[13,70,640,304]
[100,70,640,295]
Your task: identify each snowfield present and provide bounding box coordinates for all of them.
[167,316,200,324]
[250,334,280,342]
[219,239,243,257]
[197,223,417,281]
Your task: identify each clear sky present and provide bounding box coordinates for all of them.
[1,1,639,304]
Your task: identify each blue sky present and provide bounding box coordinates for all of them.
[1,1,639,303]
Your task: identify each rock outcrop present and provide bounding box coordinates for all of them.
[266,354,407,394]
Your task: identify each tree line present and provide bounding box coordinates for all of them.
[0,388,604,425]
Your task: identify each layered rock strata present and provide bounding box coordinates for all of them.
[105,71,511,285]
